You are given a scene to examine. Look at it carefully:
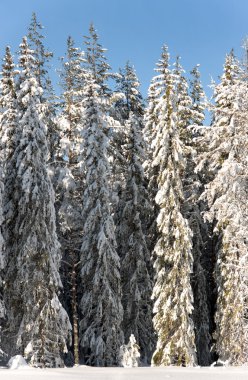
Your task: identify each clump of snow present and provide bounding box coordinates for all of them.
[7,355,29,370]
[211,359,229,367]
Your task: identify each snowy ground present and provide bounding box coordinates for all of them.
[1,366,248,380]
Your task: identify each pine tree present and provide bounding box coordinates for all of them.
[114,61,144,122]
[116,113,154,363]
[196,51,248,365]
[150,46,196,366]
[183,64,211,365]
[173,56,192,140]
[27,12,58,164]
[83,23,112,98]
[189,65,206,126]
[0,46,19,359]
[112,63,154,362]
[56,36,85,366]
[172,58,211,365]
[82,23,122,217]
[79,73,123,366]
[0,46,18,164]
[143,78,160,256]
[3,37,71,367]
[0,165,4,360]
[144,46,171,259]
[27,12,53,96]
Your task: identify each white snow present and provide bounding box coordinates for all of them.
[1,366,248,379]
[7,356,29,370]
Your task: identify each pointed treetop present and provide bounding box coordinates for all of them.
[18,37,35,74]
[155,44,170,74]
[1,46,17,100]
[189,64,206,126]
[83,23,112,96]
[27,12,53,93]
[59,35,85,94]
[115,61,144,120]
[222,49,240,84]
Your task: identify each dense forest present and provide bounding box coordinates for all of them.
[0,13,247,368]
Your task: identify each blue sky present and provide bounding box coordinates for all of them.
[0,0,247,103]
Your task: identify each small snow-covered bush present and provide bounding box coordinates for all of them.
[119,334,140,367]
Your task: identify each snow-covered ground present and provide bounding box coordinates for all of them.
[1,366,248,380]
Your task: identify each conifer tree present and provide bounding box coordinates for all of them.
[83,23,112,98]
[114,61,144,122]
[183,64,211,365]
[172,58,211,365]
[0,46,19,358]
[189,65,206,126]
[116,113,154,363]
[56,36,85,365]
[27,12,53,96]
[3,37,71,367]
[79,73,123,366]
[149,46,196,366]
[143,79,160,255]
[196,51,248,365]
[27,13,58,163]
[82,24,121,214]
[173,56,192,140]
[0,46,18,164]
[112,63,154,362]
[0,166,4,360]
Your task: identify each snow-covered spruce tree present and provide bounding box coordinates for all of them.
[0,163,4,361]
[3,37,71,367]
[0,46,19,359]
[56,36,85,365]
[114,61,144,123]
[0,180,4,363]
[27,12,58,164]
[83,23,122,206]
[79,72,123,366]
[83,23,120,177]
[189,65,206,126]
[173,58,211,365]
[111,62,146,205]
[113,64,154,362]
[172,56,192,141]
[27,12,53,94]
[174,62,212,365]
[150,45,196,366]
[143,77,160,256]
[196,51,248,365]
[115,112,154,364]
[83,23,113,98]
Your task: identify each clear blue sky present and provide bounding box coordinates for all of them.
[0,0,247,103]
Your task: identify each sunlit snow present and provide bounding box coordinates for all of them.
[1,366,248,380]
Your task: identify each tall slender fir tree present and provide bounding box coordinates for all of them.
[27,13,58,164]
[79,73,124,366]
[0,46,19,359]
[196,51,248,365]
[149,46,196,366]
[182,64,211,365]
[3,37,71,367]
[56,36,85,365]
[113,63,154,362]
